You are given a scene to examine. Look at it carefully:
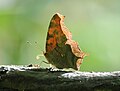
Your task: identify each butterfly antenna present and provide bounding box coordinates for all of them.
[26,41,44,60]
[26,41,43,52]
[34,41,45,52]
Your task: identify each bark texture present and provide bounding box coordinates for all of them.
[0,65,120,91]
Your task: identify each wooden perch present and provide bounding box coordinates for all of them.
[0,65,120,91]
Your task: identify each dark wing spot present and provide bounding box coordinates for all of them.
[47,34,54,39]
[53,30,58,35]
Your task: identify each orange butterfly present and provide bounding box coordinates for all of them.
[44,13,86,70]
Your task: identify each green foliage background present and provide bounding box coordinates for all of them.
[0,0,120,71]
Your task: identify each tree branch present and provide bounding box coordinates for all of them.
[0,65,120,91]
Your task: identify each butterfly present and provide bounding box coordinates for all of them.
[44,13,85,70]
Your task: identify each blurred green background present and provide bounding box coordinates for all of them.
[0,0,120,72]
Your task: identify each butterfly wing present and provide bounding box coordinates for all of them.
[44,13,85,70]
[45,13,72,52]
